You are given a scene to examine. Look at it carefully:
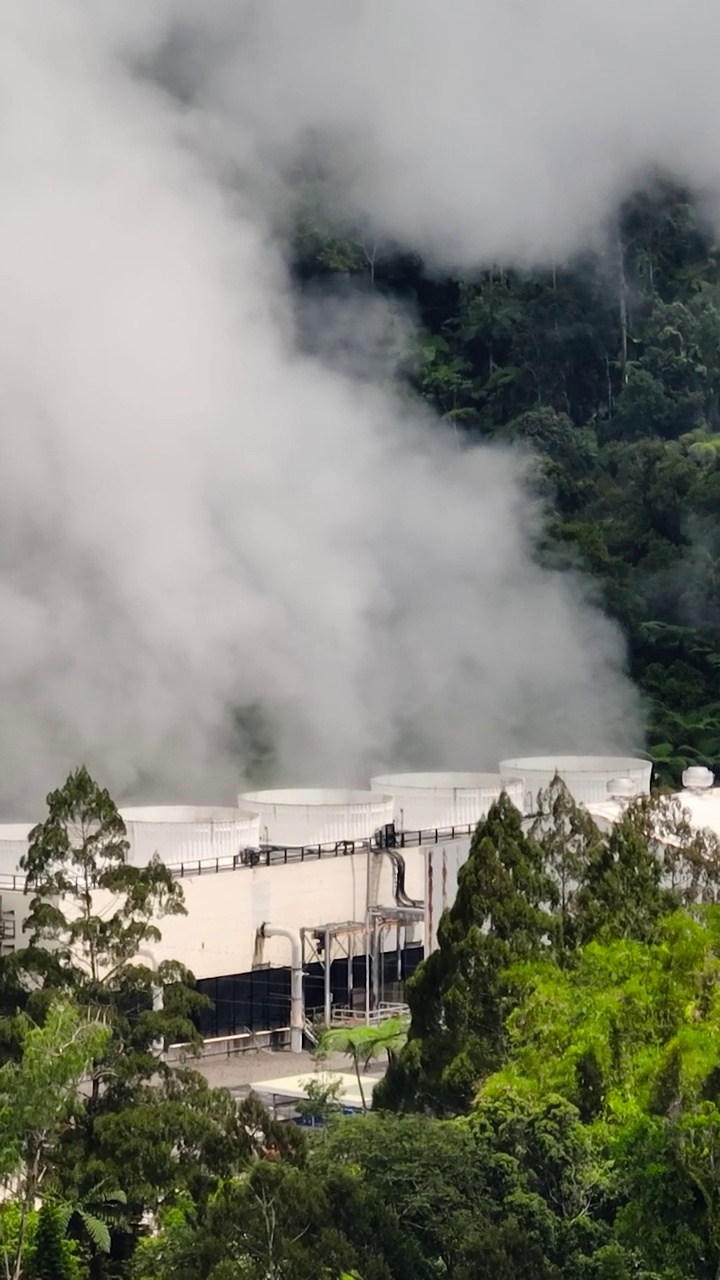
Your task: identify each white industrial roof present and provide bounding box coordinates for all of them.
[248,1070,380,1111]
[0,824,34,878]
[588,787,720,841]
[500,754,650,773]
[673,789,720,836]
[0,824,34,840]
[371,772,513,789]
[242,789,388,806]
[120,806,255,823]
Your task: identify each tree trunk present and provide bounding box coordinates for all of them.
[352,1052,367,1111]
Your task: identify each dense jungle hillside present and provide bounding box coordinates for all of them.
[294,183,720,783]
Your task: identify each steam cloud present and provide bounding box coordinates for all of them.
[4,0,698,815]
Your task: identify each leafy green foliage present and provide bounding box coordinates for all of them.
[10,179,720,1277]
[53,1183,128,1255]
[32,1206,78,1280]
[471,911,720,1278]
[0,1000,109,1280]
[11,767,205,1092]
[530,776,604,958]
[290,181,720,783]
[315,1017,409,1111]
[573,802,676,944]
[483,913,720,1113]
[380,783,720,1122]
[0,770,225,1272]
[21,765,185,990]
[7,769,720,1280]
[376,795,554,1114]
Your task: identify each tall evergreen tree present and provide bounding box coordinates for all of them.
[531,775,604,960]
[375,794,555,1115]
[16,766,202,1088]
[3,768,218,1262]
[574,799,676,944]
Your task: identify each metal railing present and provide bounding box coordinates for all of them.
[166,1025,292,1059]
[0,823,476,893]
[0,875,23,892]
[329,1002,409,1027]
[165,823,475,880]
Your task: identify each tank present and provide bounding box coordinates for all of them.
[369,772,524,831]
[682,766,715,792]
[499,755,653,812]
[239,788,395,847]
[0,823,34,878]
[119,806,261,867]
[606,777,639,801]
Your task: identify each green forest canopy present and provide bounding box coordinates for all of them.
[10,180,720,1277]
[294,180,720,787]
[5,767,720,1277]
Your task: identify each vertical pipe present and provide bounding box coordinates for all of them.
[364,921,371,1025]
[137,947,164,1060]
[259,924,304,1054]
[323,927,332,1027]
[371,917,380,1014]
[364,844,371,1026]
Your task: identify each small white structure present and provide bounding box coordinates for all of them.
[682,766,715,794]
[588,770,720,843]
[499,755,652,812]
[239,789,394,847]
[249,1070,382,1114]
[370,772,524,831]
[120,806,260,868]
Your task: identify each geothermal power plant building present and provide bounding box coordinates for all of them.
[0,756,666,1045]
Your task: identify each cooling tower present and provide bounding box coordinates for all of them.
[239,788,394,847]
[119,806,260,867]
[499,755,652,812]
[369,771,524,830]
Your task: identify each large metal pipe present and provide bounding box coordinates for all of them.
[137,947,164,1059]
[259,923,304,1054]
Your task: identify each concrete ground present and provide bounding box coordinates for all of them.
[188,1046,386,1095]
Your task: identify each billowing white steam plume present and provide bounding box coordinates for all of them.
[2,0,693,814]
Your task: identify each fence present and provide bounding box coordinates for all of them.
[160,823,476,881]
[0,822,476,893]
[329,1002,409,1027]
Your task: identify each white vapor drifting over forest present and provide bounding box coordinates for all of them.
[4,0,711,813]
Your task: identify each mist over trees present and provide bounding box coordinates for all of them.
[294,181,720,787]
[5,2,720,1276]
[6,179,720,1279]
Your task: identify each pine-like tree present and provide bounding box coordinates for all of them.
[531,774,604,960]
[574,799,675,944]
[375,794,555,1115]
[17,766,203,1089]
